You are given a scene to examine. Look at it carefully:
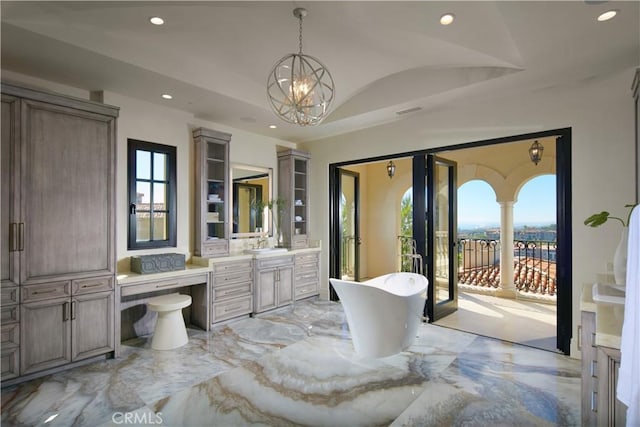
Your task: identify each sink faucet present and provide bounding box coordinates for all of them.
[257,237,268,249]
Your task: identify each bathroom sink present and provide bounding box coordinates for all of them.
[592,283,626,306]
[243,248,288,255]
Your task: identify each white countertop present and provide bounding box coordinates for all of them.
[581,282,624,349]
[117,264,210,285]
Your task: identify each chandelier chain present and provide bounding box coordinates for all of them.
[298,13,304,55]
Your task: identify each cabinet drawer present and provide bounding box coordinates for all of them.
[212,270,252,288]
[1,286,19,306]
[1,305,19,324]
[291,235,308,249]
[295,252,319,266]
[1,323,19,346]
[21,281,71,302]
[212,259,253,275]
[255,255,294,270]
[295,282,319,300]
[212,295,252,323]
[120,273,207,297]
[72,276,114,295]
[1,347,19,380]
[212,282,252,300]
[201,240,229,257]
[296,269,319,283]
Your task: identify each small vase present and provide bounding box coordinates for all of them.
[275,227,284,247]
[613,227,628,285]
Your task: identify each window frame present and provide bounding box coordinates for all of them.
[127,139,177,249]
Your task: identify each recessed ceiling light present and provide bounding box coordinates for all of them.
[269,125,277,129]
[597,10,618,21]
[440,13,455,26]
[149,16,165,26]
[161,94,172,100]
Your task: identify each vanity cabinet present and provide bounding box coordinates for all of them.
[278,150,310,249]
[211,258,253,323]
[580,309,628,426]
[194,127,231,258]
[254,255,294,313]
[1,83,118,385]
[294,251,320,300]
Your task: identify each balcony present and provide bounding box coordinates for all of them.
[457,238,557,301]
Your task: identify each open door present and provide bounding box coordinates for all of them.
[338,169,360,282]
[419,155,458,322]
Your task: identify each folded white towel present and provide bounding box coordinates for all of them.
[617,206,640,426]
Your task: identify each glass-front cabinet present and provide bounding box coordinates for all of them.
[278,149,310,249]
[193,127,231,257]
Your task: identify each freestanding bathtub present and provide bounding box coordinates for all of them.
[329,272,428,358]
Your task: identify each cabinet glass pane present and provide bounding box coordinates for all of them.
[208,182,225,202]
[153,213,167,240]
[153,152,167,180]
[153,183,166,211]
[207,143,225,160]
[136,150,151,179]
[208,161,225,181]
[136,181,151,207]
[136,213,150,241]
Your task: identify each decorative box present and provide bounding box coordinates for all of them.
[130,253,186,274]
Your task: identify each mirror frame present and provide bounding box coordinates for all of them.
[230,163,273,238]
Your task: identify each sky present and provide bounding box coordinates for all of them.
[458,175,556,228]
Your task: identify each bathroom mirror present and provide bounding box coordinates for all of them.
[231,164,272,238]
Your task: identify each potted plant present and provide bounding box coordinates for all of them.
[584,204,637,285]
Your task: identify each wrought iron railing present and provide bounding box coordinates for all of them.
[457,238,556,297]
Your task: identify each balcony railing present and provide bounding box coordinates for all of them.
[457,238,557,297]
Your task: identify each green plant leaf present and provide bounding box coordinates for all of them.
[584,211,610,227]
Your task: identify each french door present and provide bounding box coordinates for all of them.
[414,155,458,322]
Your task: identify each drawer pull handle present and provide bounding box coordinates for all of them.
[590,332,596,348]
[33,289,58,295]
[591,391,597,412]
[81,282,104,289]
[577,325,582,350]
[155,283,178,289]
[71,301,77,320]
[591,360,597,378]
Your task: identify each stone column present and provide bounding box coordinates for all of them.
[497,201,516,298]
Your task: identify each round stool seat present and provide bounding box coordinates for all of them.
[147,293,192,350]
[147,294,192,312]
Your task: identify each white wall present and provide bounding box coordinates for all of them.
[305,67,637,358]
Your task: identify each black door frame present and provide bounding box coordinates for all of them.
[328,127,572,354]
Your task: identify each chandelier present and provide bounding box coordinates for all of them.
[267,8,335,126]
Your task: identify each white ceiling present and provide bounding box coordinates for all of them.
[1,1,638,143]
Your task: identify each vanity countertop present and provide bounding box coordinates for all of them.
[116,264,210,285]
[581,283,624,349]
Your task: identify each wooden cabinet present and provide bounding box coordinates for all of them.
[1,82,118,384]
[211,259,253,323]
[193,127,231,258]
[254,255,294,313]
[581,310,598,426]
[294,251,320,300]
[581,309,628,426]
[278,150,310,249]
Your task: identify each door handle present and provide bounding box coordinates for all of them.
[63,302,70,321]
[8,223,17,252]
[129,203,137,215]
[18,223,24,251]
[71,301,77,320]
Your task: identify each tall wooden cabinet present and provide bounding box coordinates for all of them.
[193,128,231,257]
[1,83,118,384]
[278,149,310,249]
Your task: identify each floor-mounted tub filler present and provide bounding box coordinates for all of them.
[329,272,428,358]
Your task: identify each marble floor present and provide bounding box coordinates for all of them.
[1,298,580,426]
[435,292,558,352]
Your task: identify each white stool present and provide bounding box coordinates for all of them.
[147,293,192,350]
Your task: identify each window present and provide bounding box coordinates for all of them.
[128,139,177,249]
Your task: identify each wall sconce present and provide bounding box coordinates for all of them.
[529,140,544,165]
[387,161,396,179]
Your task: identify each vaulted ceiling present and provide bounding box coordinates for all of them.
[2,1,638,143]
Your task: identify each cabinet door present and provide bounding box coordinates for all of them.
[277,266,294,306]
[20,297,71,375]
[21,100,115,283]
[72,291,114,361]
[255,269,277,312]
[597,346,627,427]
[1,94,19,287]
